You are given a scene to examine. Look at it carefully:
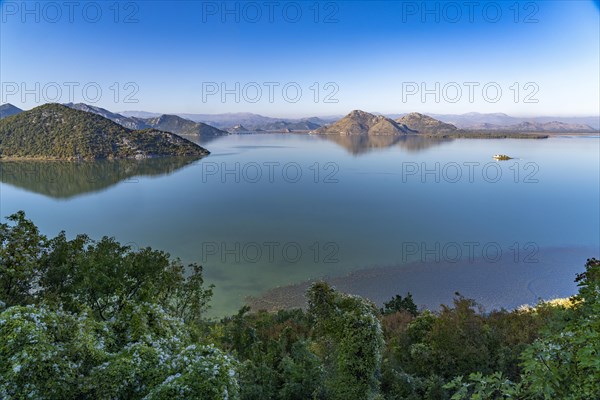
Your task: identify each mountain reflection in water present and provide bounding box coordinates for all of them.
[0,157,202,199]
[316,134,453,155]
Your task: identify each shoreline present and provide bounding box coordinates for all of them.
[247,246,599,314]
[0,154,207,162]
[306,131,598,139]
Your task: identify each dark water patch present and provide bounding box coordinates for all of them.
[247,246,598,313]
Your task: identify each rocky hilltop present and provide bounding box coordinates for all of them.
[314,110,410,136]
[316,110,549,138]
[227,124,252,133]
[64,102,148,129]
[396,112,458,134]
[0,104,209,160]
[65,103,228,138]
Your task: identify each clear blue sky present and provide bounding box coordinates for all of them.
[1,0,599,117]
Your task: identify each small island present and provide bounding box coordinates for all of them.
[0,104,209,160]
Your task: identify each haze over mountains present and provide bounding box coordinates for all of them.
[390,112,599,131]
[118,108,600,132]
[121,110,332,131]
[1,103,598,133]
[0,103,23,119]
[461,120,596,132]
[64,103,228,139]
[63,103,146,129]
[142,114,227,137]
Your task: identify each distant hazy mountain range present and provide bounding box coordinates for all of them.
[388,112,599,131]
[2,103,598,133]
[142,114,227,137]
[258,119,322,132]
[120,110,334,131]
[64,103,228,139]
[0,104,208,160]
[64,102,146,129]
[122,109,599,132]
[459,120,595,132]
[0,103,23,119]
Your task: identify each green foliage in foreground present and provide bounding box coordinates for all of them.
[444,259,600,400]
[381,293,418,317]
[308,282,384,400]
[1,211,599,399]
[0,304,238,400]
[0,211,234,399]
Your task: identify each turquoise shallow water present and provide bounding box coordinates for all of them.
[1,134,599,315]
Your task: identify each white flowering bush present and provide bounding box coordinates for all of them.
[0,212,237,399]
[0,305,105,399]
[0,303,240,400]
[143,344,239,400]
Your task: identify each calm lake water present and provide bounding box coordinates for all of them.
[1,134,599,315]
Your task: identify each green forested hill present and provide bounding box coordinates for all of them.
[143,114,228,138]
[0,103,209,160]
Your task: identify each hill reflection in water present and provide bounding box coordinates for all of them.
[0,157,202,199]
[316,134,453,154]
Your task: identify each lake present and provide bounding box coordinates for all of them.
[1,134,599,316]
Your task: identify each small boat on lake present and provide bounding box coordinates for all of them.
[493,154,512,160]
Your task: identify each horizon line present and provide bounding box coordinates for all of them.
[2,102,600,120]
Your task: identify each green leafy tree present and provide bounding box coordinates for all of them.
[443,372,520,399]
[0,211,46,306]
[308,282,384,400]
[39,233,213,325]
[518,258,600,399]
[0,303,239,400]
[0,305,105,399]
[278,340,324,400]
[381,293,418,317]
[0,211,236,399]
[444,258,600,400]
[219,307,323,400]
[3,211,599,400]
[426,296,492,379]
